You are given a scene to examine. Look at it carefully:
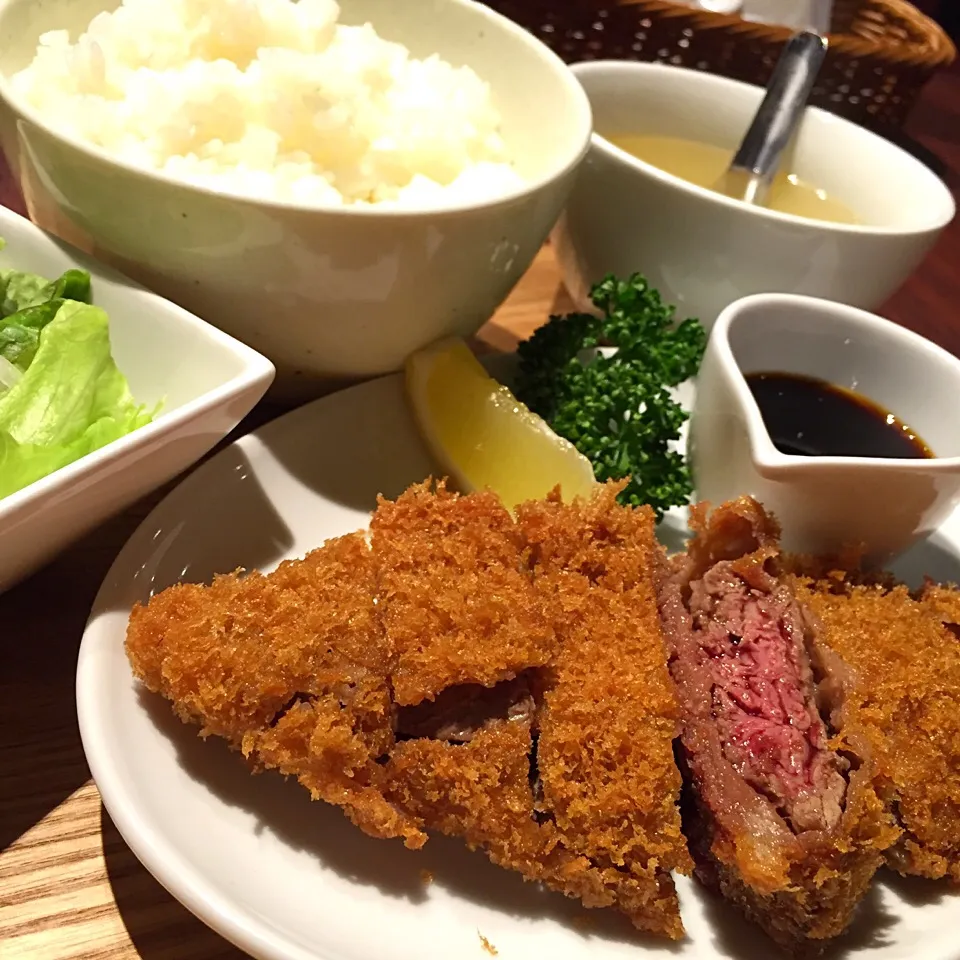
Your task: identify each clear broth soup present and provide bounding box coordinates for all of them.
[607,134,859,225]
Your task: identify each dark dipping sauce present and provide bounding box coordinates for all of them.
[745,371,934,459]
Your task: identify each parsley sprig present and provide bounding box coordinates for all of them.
[514,274,706,521]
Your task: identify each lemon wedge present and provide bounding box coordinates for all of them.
[405,337,598,508]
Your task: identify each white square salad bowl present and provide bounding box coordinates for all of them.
[0,203,275,592]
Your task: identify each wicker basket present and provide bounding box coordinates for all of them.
[486,0,956,132]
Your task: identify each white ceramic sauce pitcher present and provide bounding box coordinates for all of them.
[690,293,960,562]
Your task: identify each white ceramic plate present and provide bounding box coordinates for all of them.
[0,204,275,591]
[77,371,960,960]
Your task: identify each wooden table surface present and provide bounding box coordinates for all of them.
[3,65,960,960]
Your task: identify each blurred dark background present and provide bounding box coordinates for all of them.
[914,0,959,41]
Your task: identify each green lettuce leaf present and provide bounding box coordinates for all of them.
[0,265,91,316]
[0,264,93,371]
[0,299,154,499]
[0,300,65,370]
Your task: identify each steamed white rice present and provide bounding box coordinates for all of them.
[11,0,523,207]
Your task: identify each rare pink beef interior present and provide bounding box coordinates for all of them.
[658,508,847,838]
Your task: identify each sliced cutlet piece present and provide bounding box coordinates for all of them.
[517,483,692,939]
[790,575,960,882]
[659,498,898,953]
[371,479,556,706]
[917,580,960,630]
[125,532,426,848]
[384,484,690,939]
[386,677,553,883]
[386,672,684,933]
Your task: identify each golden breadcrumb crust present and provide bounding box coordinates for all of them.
[918,581,960,627]
[386,720,685,938]
[125,532,426,848]
[388,486,692,940]
[371,480,556,706]
[789,575,960,882]
[125,480,689,938]
[518,485,692,898]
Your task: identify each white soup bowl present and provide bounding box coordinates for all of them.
[553,61,954,330]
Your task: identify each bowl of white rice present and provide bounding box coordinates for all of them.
[0,0,591,398]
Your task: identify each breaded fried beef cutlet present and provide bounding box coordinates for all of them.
[658,497,898,953]
[787,573,960,882]
[370,480,556,706]
[125,531,426,848]
[520,484,693,934]
[390,485,692,939]
[917,579,960,632]
[126,480,690,937]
